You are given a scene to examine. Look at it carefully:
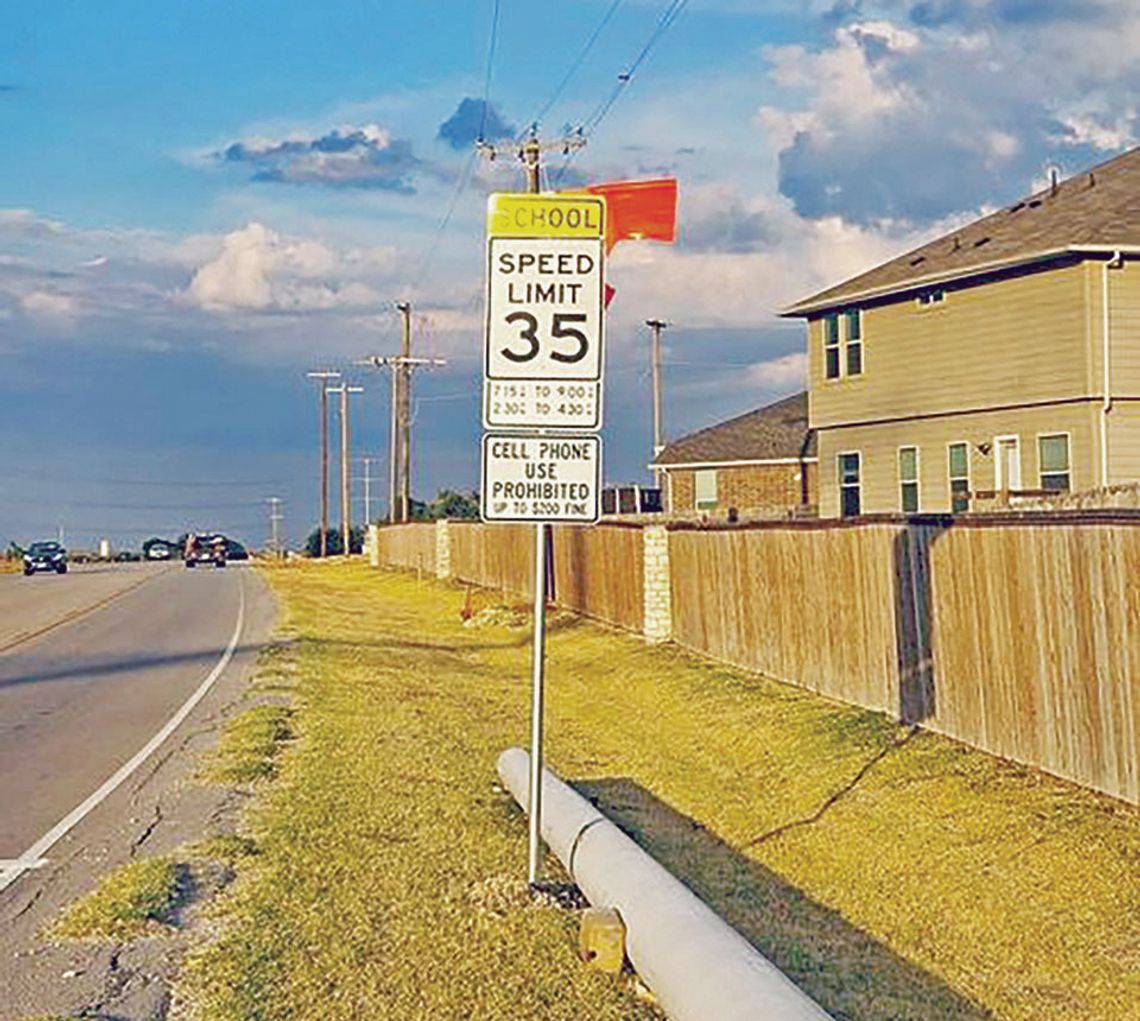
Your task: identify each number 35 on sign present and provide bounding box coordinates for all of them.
[483,195,605,431]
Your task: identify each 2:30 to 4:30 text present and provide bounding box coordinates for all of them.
[492,402,587,416]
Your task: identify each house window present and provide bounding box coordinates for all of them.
[948,442,970,513]
[824,314,840,379]
[845,310,863,375]
[898,446,919,513]
[838,452,861,517]
[694,469,718,510]
[1039,434,1071,491]
[917,289,945,307]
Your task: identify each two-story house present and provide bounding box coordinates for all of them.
[784,146,1140,517]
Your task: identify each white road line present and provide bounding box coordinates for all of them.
[0,575,247,894]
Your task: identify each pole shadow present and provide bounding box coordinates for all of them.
[894,517,950,725]
[571,776,992,1021]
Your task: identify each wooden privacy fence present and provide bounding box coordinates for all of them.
[371,513,1140,804]
[921,518,1139,805]
[552,524,644,632]
[373,522,437,574]
[668,523,901,714]
[448,521,535,599]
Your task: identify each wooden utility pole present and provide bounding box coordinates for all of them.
[362,456,373,526]
[396,302,413,522]
[356,347,447,524]
[266,497,283,557]
[646,319,668,488]
[306,370,341,556]
[331,385,363,554]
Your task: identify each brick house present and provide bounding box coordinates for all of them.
[652,392,817,515]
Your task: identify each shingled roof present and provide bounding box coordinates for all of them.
[784,145,1140,316]
[653,391,815,467]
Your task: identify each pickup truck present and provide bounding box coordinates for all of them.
[183,533,227,568]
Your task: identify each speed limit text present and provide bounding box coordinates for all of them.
[498,252,595,305]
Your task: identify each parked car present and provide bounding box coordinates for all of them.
[23,541,68,576]
[225,539,249,561]
[143,537,176,560]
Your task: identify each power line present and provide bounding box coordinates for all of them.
[528,0,625,135]
[2,496,269,511]
[411,147,478,291]
[410,0,502,293]
[0,468,286,488]
[479,0,502,142]
[553,0,690,185]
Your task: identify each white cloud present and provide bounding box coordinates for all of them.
[604,189,951,330]
[756,9,1140,225]
[20,290,77,322]
[745,351,806,388]
[186,222,393,313]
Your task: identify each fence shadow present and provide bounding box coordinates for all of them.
[571,776,991,1021]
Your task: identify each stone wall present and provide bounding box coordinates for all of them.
[642,526,672,644]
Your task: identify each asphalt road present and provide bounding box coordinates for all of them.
[0,561,170,652]
[0,561,257,867]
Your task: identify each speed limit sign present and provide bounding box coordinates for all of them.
[482,194,605,431]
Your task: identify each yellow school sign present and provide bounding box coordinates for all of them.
[487,193,605,240]
[482,192,607,435]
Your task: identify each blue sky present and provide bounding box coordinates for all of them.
[2,0,1138,548]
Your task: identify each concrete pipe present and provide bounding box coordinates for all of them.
[498,747,832,1021]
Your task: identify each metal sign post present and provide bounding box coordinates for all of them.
[480,191,606,887]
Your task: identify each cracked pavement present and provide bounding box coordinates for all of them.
[0,564,276,1020]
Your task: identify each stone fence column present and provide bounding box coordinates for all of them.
[367,523,380,568]
[435,519,452,580]
[642,526,672,644]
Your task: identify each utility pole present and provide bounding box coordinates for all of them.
[646,319,668,489]
[478,126,585,888]
[329,384,364,555]
[362,456,373,527]
[356,347,447,524]
[266,497,283,557]
[396,301,413,523]
[306,370,341,557]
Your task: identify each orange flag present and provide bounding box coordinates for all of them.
[573,178,678,307]
[585,177,678,254]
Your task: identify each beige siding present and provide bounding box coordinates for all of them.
[817,403,1101,515]
[808,263,1094,429]
[1109,259,1140,397]
[1109,402,1140,484]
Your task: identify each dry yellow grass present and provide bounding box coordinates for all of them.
[184,561,1139,1021]
[196,704,293,785]
[49,857,183,941]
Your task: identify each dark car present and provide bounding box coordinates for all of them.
[224,539,249,561]
[24,541,68,576]
[143,537,176,560]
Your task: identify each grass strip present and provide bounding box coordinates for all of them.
[49,856,182,941]
[183,562,1139,1021]
[198,704,293,784]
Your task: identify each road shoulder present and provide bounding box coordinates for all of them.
[0,569,277,1021]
